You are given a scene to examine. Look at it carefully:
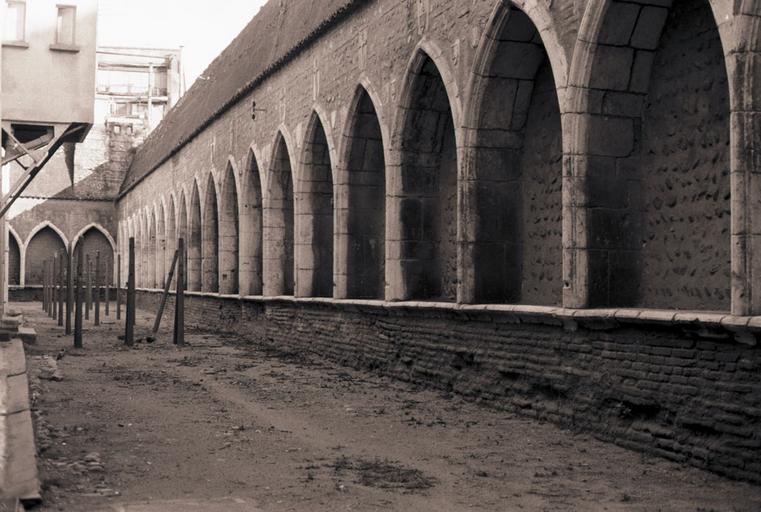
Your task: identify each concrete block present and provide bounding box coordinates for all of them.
[17,328,36,345]
[2,409,40,501]
[0,341,26,376]
[0,373,30,416]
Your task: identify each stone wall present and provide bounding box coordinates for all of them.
[111,0,761,482]
[131,290,761,483]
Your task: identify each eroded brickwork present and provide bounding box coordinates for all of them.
[112,0,761,483]
[131,291,761,483]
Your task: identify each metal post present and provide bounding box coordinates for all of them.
[85,254,91,320]
[42,262,47,313]
[58,250,64,327]
[52,256,58,320]
[66,245,73,335]
[94,251,101,326]
[46,259,52,317]
[74,243,84,349]
[153,249,179,334]
[105,262,111,317]
[125,238,135,347]
[173,238,185,346]
[116,253,122,320]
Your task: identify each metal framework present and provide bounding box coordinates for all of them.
[0,123,88,219]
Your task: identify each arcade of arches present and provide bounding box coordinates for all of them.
[12,0,756,483]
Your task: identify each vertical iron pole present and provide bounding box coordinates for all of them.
[116,253,122,320]
[94,251,101,326]
[85,254,91,320]
[125,238,135,347]
[66,245,73,335]
[52,256,58,320]
[47,259,53,318]
[173,238,185,346]
[42,262,47,313]
[74,243,84,349]
[105,261,111,317]
[58,250,64,327]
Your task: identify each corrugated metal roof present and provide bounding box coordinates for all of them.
[119,0,362,196]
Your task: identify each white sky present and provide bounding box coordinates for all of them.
[97,0,268,90]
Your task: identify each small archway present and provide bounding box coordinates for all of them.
[264,133,295,296]
[75,226,115,285]
[298,112,334,297]
[202,174,220,293]
[575,0,730,310]
[397,51,458,301]
[344,87,386,299]
[220,164,239,294]
[240,150,263,295]
[25,224,67,286]
[467,3,563,305]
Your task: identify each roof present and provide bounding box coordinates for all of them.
[119,0,362,196]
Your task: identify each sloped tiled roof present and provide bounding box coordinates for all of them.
[119,0,362,196]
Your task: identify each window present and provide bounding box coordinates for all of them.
[56,5,76,45]
[4,1,26,42]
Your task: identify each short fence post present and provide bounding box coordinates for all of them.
[42,262,47,313]
[105,262,111,317]
[116,253,122,320]
[52,256,58,320]
[66,244,73,335]
[58,250,65,327]
[74,243,84,349]
[85,254,91,320]
[94,251,101,327]
[125,238,135,347]
[173,238,185,347]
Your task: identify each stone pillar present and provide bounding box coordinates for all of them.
[728,11,761,315]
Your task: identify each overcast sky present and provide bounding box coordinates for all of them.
[97,0,268,90]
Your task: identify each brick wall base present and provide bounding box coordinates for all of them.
[128,291,761,483]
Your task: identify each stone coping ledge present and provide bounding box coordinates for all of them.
[131,288,759,346]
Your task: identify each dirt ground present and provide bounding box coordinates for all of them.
[17,301,761,511]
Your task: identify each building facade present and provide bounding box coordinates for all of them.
[113,0,761,483]
[2,0,97,304]
[5,41,182,290]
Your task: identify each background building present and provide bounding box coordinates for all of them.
[5,43,182,291]
[2,0,98,308]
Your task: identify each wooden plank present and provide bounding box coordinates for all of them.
[153,249,179,334]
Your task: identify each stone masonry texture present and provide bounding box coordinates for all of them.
[70,0,761,483]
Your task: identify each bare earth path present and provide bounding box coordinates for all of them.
[19,302,761,511]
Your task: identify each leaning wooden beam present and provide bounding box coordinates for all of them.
[153,249,179,334]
